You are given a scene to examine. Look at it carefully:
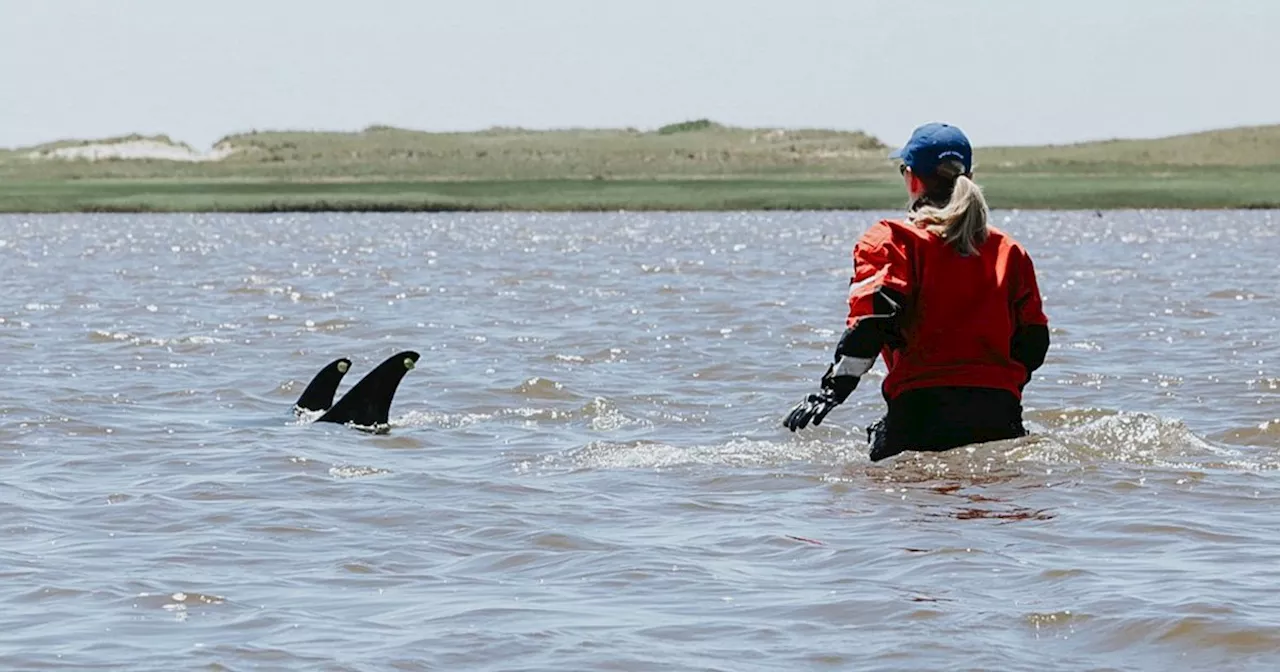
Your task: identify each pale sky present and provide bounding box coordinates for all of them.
[2,0,1277,150]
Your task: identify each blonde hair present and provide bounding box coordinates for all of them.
[907,159,990,256]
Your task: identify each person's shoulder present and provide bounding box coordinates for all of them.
[985,226,1042,277]
[861,218,928,247]
[986,225,1031,255]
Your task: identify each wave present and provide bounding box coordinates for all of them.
[536,409,1275,476]
[393,396,649,432]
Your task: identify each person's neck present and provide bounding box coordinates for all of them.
[910,190,952,211]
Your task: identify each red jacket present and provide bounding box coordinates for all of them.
[847,219,1049,400]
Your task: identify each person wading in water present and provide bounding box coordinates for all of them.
[783,122,1050,461]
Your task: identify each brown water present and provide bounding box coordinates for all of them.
[1,211,1278,670]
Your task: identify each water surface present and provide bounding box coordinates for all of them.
[1,210,1278,670]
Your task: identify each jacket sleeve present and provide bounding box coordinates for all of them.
[831,225,912,375]
[1010,249,1050,386]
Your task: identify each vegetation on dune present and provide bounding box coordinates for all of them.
[982,125,1280,169]
[4,121,1278,179]
[657,119,721,135]
[1,120,887,181]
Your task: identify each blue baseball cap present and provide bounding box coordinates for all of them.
[888,122,973,176]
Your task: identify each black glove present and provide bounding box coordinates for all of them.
[783,363,860,431]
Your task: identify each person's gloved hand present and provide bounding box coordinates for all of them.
[782,362,860,431]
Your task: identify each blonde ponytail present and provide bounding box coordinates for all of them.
[908,162,990,256]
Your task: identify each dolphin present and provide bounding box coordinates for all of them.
[293,357,353,414]
[315,351,420,432]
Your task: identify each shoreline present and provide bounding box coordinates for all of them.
[5,124,1278,213]
[2,176,1278,213]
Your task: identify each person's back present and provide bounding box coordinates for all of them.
[784,122,1049,461]
[869,220,1042,400]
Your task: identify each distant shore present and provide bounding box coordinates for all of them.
[1,175,1278,213]
[2,122,1277,212]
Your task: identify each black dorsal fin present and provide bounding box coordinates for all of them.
[294,358,352,413]
[316,351,419,428]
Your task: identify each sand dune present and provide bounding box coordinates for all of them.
[28,139,234,162]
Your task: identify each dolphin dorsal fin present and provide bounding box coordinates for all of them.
[294,358,352,413]
[316,351,419,428]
